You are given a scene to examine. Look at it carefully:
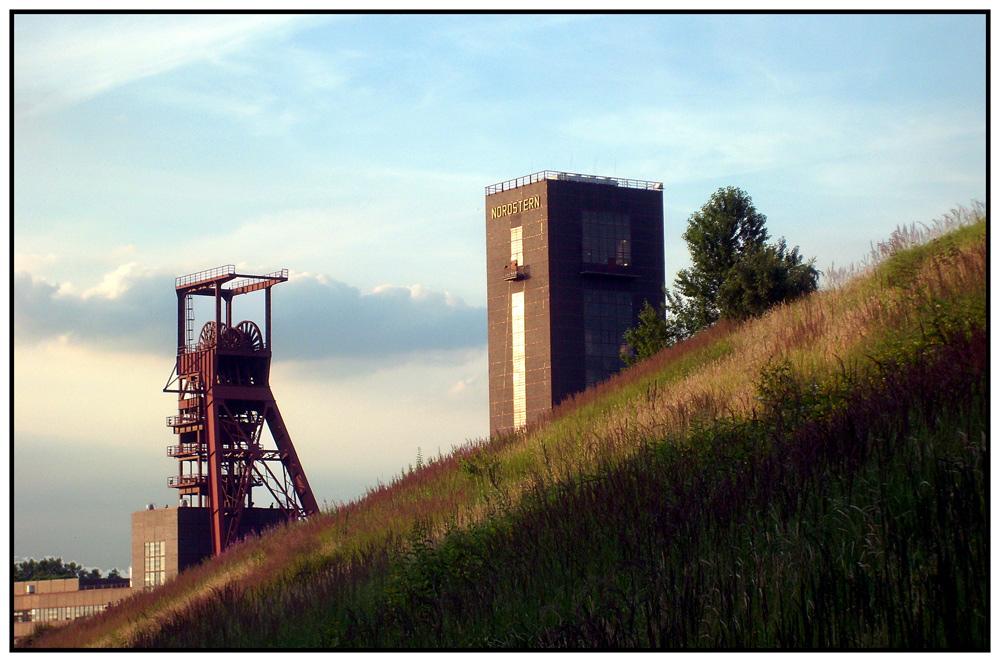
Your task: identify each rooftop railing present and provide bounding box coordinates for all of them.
[229,269,289,292]
[175,265,235,289]
[486,170,663,195]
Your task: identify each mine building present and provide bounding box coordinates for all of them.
[485,171,665,433]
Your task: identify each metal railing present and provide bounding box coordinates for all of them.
[175,265,235,289]
[175,266,288,292]
[229,269,288,292]
[167,442,205,456]
[168,475,207,487]
[166,412,202,427]
[486,170,663,195]
[503,262,525,281]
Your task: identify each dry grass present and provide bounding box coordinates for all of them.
[25,203,985,648]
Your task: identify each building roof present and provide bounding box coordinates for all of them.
[485,170,663,195]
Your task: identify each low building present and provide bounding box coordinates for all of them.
[131,504,287,588]
[13,577,133,642]
[13,505,288,643]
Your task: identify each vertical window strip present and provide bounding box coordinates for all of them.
[510,226,523,264]
[511,291,526,428]
[144,540,167,587]
[583,289,633,386]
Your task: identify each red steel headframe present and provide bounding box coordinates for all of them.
[164,266,319,556]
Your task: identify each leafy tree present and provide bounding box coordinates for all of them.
[12,557,121,582]
[717,238,819,320]
[621,296,669,367]
[622,187,818,362]
[673,186,770,329]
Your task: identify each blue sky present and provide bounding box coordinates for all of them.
[13,12,986,572]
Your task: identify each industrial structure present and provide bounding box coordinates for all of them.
[151,265,319,558]
[485,171,665,432]
[16,267,318,639]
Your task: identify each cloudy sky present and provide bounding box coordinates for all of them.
[13,12,986,573]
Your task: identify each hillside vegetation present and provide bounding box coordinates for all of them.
[24,205,987,649]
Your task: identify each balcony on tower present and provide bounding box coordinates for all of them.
[166,410,203,433]
[503,259,527,281]
[166,442,206,458]
[167,474,208,489]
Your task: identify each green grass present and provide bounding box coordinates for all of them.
[24,205,986,649]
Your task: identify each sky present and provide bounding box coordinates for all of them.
[12,12,987,573]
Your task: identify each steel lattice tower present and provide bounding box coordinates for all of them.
[164,265,318,556]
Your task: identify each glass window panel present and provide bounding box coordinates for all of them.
[583,287,635,386]
[511,291,526,428]
[510,226,523,264]
[581,212,631,266]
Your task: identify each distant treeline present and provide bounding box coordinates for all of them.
[13,557,123,582]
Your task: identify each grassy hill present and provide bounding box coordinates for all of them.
[24,205,987,649]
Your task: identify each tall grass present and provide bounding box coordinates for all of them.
[24,205,986,649]
[125,328,988,648]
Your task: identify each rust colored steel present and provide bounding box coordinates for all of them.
[164,266,319,556]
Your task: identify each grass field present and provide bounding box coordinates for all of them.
[23,204,986,649]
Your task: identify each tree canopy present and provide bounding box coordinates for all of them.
[622,187,818,366]
[12,557,122,582]
[675,186,770,329]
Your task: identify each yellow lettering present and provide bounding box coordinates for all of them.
[491,194,542,220]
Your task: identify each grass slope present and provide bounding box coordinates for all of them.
[24,205,987,650]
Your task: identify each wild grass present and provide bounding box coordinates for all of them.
[24,204,986,649]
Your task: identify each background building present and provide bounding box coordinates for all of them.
[13,578,132,642]
[130,504,286,589]
[485,171,665,433]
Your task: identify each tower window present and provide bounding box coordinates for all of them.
[511,291,526,428]
[510,226,523,264]
[583,288,633,386]
[144,541,166,587]
[582,211,630,266]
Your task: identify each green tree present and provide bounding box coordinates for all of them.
[622,187,818,362]
[674,186,770,329]
[12,557,120,582]
[621,296,669,367]
[717,238,819,320]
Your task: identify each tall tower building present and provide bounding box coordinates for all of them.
[485,171,665,433]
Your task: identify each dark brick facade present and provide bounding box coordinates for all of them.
[486,173,664,433]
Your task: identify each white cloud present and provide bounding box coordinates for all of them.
[80,261,151,299]
[13,14,314,117]
[14,263,485,362]
[13,252,58,274]
[448,374,479,396]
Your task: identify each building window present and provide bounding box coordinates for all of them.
[510,226,523,264]
[144,541,166,587]
[30,605,106,623]
[583,289,633,387]
[582,211,631,265]
[511,291,526,428]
